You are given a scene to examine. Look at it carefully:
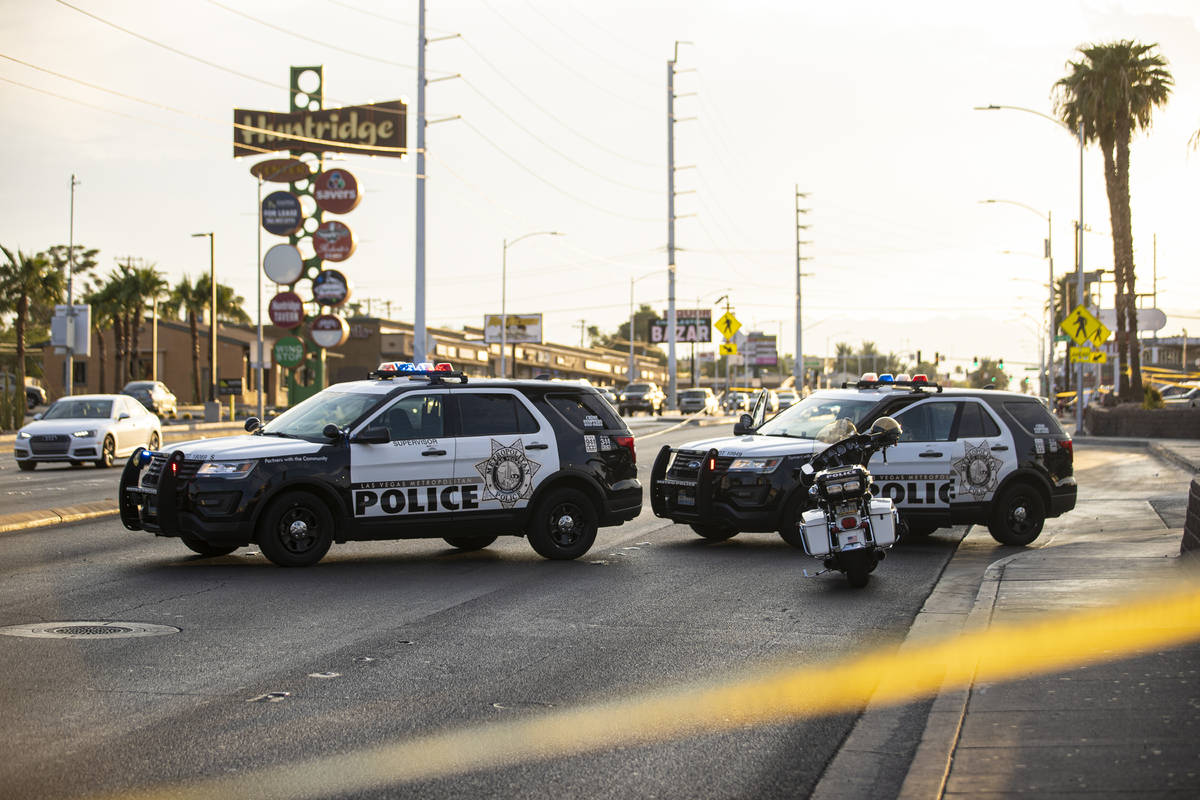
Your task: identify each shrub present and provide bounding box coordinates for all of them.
[1143,385,1164,410]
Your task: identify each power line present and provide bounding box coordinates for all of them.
[458,77,658,194]
[456,36,660,170]
[457,118,659,223]
[477,0,658,114]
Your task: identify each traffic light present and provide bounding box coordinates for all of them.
[973,356,979,368]
[998,357,1004,369]
[934,351,940,364]
[916,350,922,365]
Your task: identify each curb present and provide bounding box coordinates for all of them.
[0,502,119,534]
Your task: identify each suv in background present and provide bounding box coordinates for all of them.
[1,373,46,410]
[651,375,1076,548]
[678,387,719,415]
[122,381,177,418]
[777,390,799,410]
[618,382,665,416]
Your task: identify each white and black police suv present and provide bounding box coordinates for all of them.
[650,374,1076,547]
[119,363,641,567]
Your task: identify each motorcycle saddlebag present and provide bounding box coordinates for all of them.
[868,499,899,547]
[799,509,832,557]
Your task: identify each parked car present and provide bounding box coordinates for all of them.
[678,387,720,415]
[122,380,178,417]
[1163,384,1200,408]
[0,373,47,410]
[777,390,799,410]
[14,394,162,470]
[596,386,619,406]
[618,382,665,416]
[722,391,750,413]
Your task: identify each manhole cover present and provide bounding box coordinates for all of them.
[0,621,180,640]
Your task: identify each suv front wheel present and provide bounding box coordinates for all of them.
[257,491,335,567]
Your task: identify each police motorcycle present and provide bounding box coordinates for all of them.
[794,415,903,588]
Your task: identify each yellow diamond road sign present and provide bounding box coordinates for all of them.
[719,342,737,356]
[1060,305,1111,347]
[714,311,742,340]
[1069,346,1107,364]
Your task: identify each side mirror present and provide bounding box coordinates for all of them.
[322,423,343,441]
[244,417,262,433]
[351,425,390,445]
[733,413,754,436]
[33,412,42,420]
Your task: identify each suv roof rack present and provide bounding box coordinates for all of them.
[841,379,943,393]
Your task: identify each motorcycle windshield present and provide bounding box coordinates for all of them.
[814,418,858,444]
[756,396,876,440]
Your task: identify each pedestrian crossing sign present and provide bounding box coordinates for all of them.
[714,312,742,339]
[1060,305,1111,347]
[1069,345,1107,364]
[719,342,738,356]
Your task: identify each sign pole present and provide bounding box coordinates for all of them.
[256,177,265,420]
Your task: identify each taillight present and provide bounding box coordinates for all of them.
[1062,439,1073,457]
[614,435,636,464]
[840,515,859,530]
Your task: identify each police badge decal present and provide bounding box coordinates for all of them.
[475,439,542,509]
[951,440,1003,499]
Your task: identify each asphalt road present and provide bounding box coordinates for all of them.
[0,440,1177,800]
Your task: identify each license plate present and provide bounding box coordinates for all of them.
[677,489,695,507]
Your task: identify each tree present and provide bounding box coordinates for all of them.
[127,265,168,382]
[168,275,249,403]
[588,304,665,365]
[967,358,1010,390]
[83,281,121,393]
[0,245,65,396]
[1054,40,1173,402]
[169,276,207,403]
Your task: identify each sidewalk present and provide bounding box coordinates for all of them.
[816,438,1200,799]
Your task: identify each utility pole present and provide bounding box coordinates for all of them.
[575,319,587,349]
[666,40,694,412]
[413,0,427,364]
[65,174,80,396]
[795,187,812,392]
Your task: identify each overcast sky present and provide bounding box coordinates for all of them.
[3,0,1198,378]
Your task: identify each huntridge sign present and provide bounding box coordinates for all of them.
[233,101,406,159]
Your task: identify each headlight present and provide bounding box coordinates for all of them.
[17,431,31,439]
[196,460,257,478]
[727,457,782,472]
[825,482,844,496]
[842,479,862,493]
[72,429,96,439]
[619,394,627,401]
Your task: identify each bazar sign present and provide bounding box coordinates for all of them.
[232,101,406,158]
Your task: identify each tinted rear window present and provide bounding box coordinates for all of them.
[547,392,623,430]
[1003,401,1065,436]
[457,393,540,436]
[957,402,1002,438]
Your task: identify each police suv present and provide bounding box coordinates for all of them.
[118,363,641,567]
[650,374,1076,547]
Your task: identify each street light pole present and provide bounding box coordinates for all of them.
[500,231,563,379]
[66,174,80,396]
[975,104,1085,430]
[980,199,1056,400]
[191,232,216,405]
[256,177,265,420]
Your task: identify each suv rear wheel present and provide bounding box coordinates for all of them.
[987,484,1046,546]
[527,487,598,559]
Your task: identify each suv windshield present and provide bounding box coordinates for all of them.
[624,384,651,392]
[679,390,706,398]
[755,395,877,439]
[262,390,382,439]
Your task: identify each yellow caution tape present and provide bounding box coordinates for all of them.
[102,580,1200,800]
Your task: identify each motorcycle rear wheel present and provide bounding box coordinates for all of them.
[841,549,873,588]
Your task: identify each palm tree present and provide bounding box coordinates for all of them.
[0,245,65,397]
[169,276,208,403]
[1054,40,1173,402]
[83,281,121,393]
[127,265,168,381]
